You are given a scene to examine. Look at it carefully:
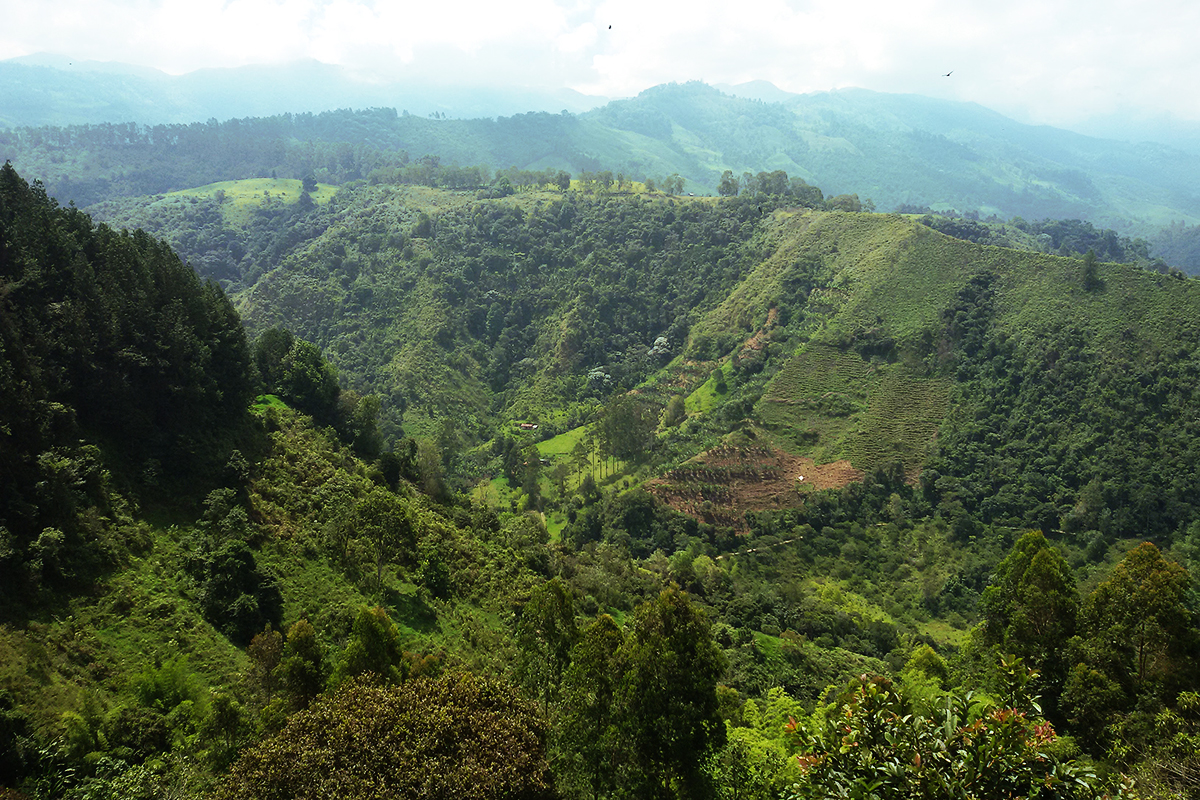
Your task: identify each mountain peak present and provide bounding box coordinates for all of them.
[714,80,799,104]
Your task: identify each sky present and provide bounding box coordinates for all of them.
[3,0,1199,132]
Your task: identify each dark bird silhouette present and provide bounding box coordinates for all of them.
[608,24,612,29]
[943,70,953,77]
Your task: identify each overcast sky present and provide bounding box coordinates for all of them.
[3,0,1197,131]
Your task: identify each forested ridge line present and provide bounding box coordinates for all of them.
[8,82,1200,272]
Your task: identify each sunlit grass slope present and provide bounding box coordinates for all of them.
[681,209,1200,476]
[166,178,337,226]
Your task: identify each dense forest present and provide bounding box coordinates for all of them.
[2,144,1200,800]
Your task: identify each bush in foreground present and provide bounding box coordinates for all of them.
[212,672,553,800]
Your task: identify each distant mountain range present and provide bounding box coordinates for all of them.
[0,53,609,125]
[575,82,1200,229]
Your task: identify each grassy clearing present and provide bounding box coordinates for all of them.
[256,543,373,631]
[533,422,637,494]
[472,476,511,509]
[536,425,589,458]
[685,364,729,415]
[915,619,972,649]
[831,223,967,342]
[0,525,254,737]
[89,537,248,689]
[166,178,337,227]
[757,344,873,460]
[543,510,569,542]
[251,393,289,412]
[756,342,951,474]
[807,578,897,626]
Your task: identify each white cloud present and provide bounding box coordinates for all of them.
[556,22,599,55]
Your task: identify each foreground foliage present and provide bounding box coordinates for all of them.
[212,672,553,800]
[786,669,1112,800]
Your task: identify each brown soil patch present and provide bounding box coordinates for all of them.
[737,307,780,359]
[662,359,718,393]
[646,444,863,531]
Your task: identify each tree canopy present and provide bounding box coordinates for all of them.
[213,673,553,800]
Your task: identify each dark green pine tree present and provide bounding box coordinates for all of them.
[516,577,579,714]
[614,586,727,799]
[557,615,625,800]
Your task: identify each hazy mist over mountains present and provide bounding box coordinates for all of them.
[0,54,610,126]
[8,54,1200,156]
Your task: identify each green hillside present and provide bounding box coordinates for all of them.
[4,161,1200,799]
[230,184,773,445]
[79,175,1200,547]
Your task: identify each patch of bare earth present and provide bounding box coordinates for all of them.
[738,306,779,358]
[646,444,862,532]
[661,359,718,393]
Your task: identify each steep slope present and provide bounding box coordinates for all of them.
[0,164,557,792]
[231,185,774,445]
[664,207,1200,538]
[0,162,256,589]
[27,158,1200,543]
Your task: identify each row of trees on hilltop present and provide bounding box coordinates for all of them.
[918,211,1155,265]
[717,167,873,212]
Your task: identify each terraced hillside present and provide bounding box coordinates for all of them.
[657,206,1200,532]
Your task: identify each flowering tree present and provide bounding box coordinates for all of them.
[784,661,1116,800]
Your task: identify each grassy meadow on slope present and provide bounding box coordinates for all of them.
[164,178,338,222]
[674,207,1200,538]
